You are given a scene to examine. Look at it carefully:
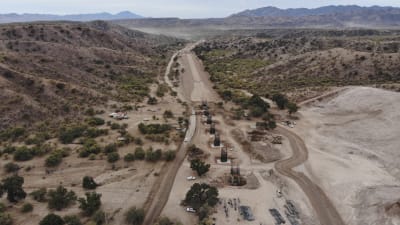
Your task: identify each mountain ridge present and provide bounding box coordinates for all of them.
[230,5,398,17]
[0,11,143,23]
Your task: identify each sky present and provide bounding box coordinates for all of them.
[1,0,400,18]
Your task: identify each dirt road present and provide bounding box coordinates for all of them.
[145,43,345,225]
[142,48,200,225]
[275,126,346,225]
[142,110,197,225]
[180,46,220,102]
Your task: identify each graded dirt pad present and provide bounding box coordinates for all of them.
[231,128,282,163]
[179,49,220,103]
[295,86,400,225]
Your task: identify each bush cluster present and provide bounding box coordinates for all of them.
[138,123,171,135]
[45,148,70,167]
[0,127,25,142]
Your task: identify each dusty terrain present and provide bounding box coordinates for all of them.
[0,90,187,225]
[194,31,400,101]
[295,86,400,225]
[0,21,179,130]
[161,47,319,225]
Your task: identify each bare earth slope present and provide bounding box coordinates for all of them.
[0,21,179,130]
[296,87,400,225]
[194,31,400,101]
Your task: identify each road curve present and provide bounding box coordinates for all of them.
[275,126,346,225]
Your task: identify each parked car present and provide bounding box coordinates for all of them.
[186,207,196,213]
[186,176,196,181]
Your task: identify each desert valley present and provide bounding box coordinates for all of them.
[0,3,400,225]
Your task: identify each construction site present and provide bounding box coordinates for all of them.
[160,45,320,225]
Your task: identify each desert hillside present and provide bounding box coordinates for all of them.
[114,6,400,40]
[193,29,400,101]
[0,21,181,131]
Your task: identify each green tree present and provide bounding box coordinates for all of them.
[103,143,117,154]
[1,174,26,202]
[30,188,47,202]
[63,215,82,225]
[163,110,174,118]
[39,213,65,225]
[247,95,269,112]
[86,117,105,126]
[0,202,5,212]
[268,121,277,129]
[272,93,289,110]
[21,203,33,213]
[145,149,162,162]
[147,97,158,105]
[78,192,102,216]
[198,205,212,221]
[124,153,135,162]
[59,126,86,144]
[155,217,182,225]
[47,186,77,210]
[13,147,34,161]
[82,176,98,190]
[45,152,63,167]
[4,162,19,173]
[79,139,101,158]
[163,150,176,161]
[184,183,219,210]
[134,147,145,160]
[190,159,210,177]
[125,207,145,225]
[107,152,120,163]
[92,210,105,225]
[0,213,13,225]
[287,102,299,115]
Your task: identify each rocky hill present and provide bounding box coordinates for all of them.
[228,5,400,28]
[0,21,180,130]
[115,5,400,39]
[231,5,394,17]
[193,29,400,102]
[226,5,400,28]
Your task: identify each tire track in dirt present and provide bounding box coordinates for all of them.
[275,126,346,225]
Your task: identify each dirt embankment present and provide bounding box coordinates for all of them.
[231,128,281,163]
[296,86,400,225]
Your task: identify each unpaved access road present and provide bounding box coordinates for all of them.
[275,126,346,225]
[142,110,197,225]
[143,47,200,225]
[180,46,220,102]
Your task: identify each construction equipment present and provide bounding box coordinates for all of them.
[269,208,286,224]
[272,135,283,144]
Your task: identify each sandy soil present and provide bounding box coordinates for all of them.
[179,48,220,103]
[162,107,318,225]
[0,92,186,225]
[161,45,320,225]
[294,86,400,225]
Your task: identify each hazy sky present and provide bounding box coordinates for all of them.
[2,0,400,18]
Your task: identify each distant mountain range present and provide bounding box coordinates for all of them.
[225,5,400,28]
[0,11,143,23]
[116,5,400,39]
[231,5,396,17]
[2,5,400,30]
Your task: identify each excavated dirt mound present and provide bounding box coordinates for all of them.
[299,87,400,225]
